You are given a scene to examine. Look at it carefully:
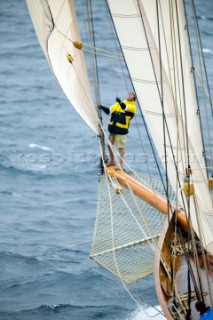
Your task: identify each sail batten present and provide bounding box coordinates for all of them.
[26,0,100,134]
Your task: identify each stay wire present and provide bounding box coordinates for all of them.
[156,0,175,302]
[137,1,200,315]
[135,5,193,312]
[104,0,174,206]
[191,0,213,117]
[174,1,193,316]
[183,0,208,177]
[136,0,189,221]
[183,0,210,302]
[87,0,106,161]
[190,0,213,177]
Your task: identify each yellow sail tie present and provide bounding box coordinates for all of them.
[67,53,74,64]
[183,182,194,197]
[73,41,83,50]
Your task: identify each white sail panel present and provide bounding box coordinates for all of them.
[26,0,99,134]
[107,0,213,251]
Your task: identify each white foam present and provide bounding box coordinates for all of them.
[127,306,165,320]
[29,143,53,151]
[203,48,213,55]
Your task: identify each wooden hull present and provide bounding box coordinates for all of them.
[154,215,213,319]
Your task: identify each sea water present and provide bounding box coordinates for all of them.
[0,1,212,319]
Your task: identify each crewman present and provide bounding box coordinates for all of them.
[99,92,136,168]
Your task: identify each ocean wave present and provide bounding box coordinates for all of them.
[0,250,41,264]
[126,306,165,320]
[197,15,213,21]
[0,161,47,175]
[0,303,128,320]
[29,144,53,152]
[203,48,213,55]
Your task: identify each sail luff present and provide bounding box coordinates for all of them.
[26,0,100,134]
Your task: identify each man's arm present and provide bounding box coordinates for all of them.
[98,105,110,115]
[116,97,126,110]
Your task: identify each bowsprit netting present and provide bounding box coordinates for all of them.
[90,172,176,284]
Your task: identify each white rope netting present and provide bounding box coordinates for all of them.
[90,172,176,284]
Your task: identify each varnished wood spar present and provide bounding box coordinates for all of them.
[106,166,188,232]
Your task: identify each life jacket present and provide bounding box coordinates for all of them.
[108,100,136,135]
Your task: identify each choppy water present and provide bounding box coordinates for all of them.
[0,1,212,320]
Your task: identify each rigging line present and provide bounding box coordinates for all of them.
[191,187,213,305]
[88,0,105,139]
[55,26,123,60]
[194,69,213,107]
[105,0,171,201]
[136,0,189,220]
[133,115,163,201]
[167,0,191,179]
[177,228,204,302]
[181,196,206,300]
[103,1,122,96]
[192,225,211,305]
[174,0,190,169]
[103,0,163,201]
[98,144,164,315]
[157,0,173,292]
[82,49,124,60]
[64,55,99,122]
[176,2,209,312]
[104,1,130,91]
[192,24,213,173]
[105,0,188,239]
[99,161,168,319]
[174,0,194,286]
[85,0,99,105]
[83,43,123,58]
[55,27,123,58]
[168,0,185,227]
[190,1,213,177]
[104,160,163,246]
[184,0,213,301]
[103,0,134,108]
[183,0,208,177]
[156,0,177,307]
[159,0,186,184]
[191,0,213,117]
[100,135,168,251]
[137,1,196,312]
[156,0,169,225]
[80,0,90,44]
[158,0,186,213]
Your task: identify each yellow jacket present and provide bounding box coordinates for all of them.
[108,100,136,135]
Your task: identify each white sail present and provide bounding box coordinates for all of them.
[107,0,213,251]
[26,0,100,134]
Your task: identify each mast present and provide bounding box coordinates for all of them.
[81,0,106,164]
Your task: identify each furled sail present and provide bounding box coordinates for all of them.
[107,0,213,251]
[26,0,99,134]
